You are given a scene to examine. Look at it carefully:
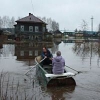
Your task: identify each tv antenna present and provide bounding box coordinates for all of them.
[31,0,34,14]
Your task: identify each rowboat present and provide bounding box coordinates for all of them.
[35,56,76,87]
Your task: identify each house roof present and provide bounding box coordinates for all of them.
[54,30,62,34]
[16,13,47,24]
[85,31,97,34]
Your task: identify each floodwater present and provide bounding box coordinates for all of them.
[0,39,100,100]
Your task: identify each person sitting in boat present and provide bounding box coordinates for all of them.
[52,51,65,74]
[41,47,53,65]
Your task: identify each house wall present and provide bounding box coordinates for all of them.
[54,33,62,38]
[15,22,47,41]
[15,22,46,33]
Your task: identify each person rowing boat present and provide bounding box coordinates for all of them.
[41,47,53,65]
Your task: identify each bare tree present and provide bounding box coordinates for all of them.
[2,16,10,28]
[0,16,15,28]
[52,20,59,31]
[81,20,88,31]
[56,22,59,30]
[47,18,52,31]
[17,16,21,20]
[10,17,15,28]
[42,17,46,23]
[75,28,78,32]
[38,16,59,32]
[98,24,100,32]
[0,16,3,28]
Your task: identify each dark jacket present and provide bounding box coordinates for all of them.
[41,49,53,58]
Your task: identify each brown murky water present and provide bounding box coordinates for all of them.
[0,40,100,100]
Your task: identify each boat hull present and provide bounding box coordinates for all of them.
[35,56,76,87]
[47,77,76,87]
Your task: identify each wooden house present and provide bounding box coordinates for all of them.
[53,30,62,38]
[63,31,75,37]
[14,13,47,41]
[75,31,84,39]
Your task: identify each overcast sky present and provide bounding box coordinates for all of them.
[0,0,100,31]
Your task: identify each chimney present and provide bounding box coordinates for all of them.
[29,13,32,16]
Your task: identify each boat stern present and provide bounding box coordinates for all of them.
[47,77,76,87]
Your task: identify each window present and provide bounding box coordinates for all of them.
[35,50,38,56]
[29,26,33,32]
[29,51,33,56]
[20,51,24,56]
[20,25,24,31]
[35,26,39,32]
[43,26,45,32]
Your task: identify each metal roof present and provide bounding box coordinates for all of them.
[54,30,62,33]
[16,13,47,24]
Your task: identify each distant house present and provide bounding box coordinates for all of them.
[75,31,98,39]
[0,28,15,40]
[14,13,47,41]
[53,30,62,38]
[44,32,53,41]
[75,31,84,39]
[63,31,75,36]
[54,38,62,45]
[85,31,97,37]
[97,31,100,39]
[0,29,8,42]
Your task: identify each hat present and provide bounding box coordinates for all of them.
[56,51,61,56]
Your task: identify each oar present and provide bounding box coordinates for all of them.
[65,65,81,74]
[25,57,45,75]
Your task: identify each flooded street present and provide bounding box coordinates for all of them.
[0,40,100,100]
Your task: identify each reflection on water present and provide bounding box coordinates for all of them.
[15,42,53,60]
[0,40,61,99]
[0,39,100,100]
[72,41,100,66]
[46,86,75,100]
[0,44,15,57]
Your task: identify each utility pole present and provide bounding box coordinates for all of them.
[91,16,94,34]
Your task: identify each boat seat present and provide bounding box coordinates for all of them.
[45,72,75,78]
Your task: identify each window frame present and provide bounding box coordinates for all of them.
[29,26,33,32]
[20,25,24,32]
[35,26,39,32]
[43,26,45,32]
[29,51,33,56]
[34,50,38,56]
[20,51,24,56]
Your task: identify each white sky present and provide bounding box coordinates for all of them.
[0,0,100,31]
